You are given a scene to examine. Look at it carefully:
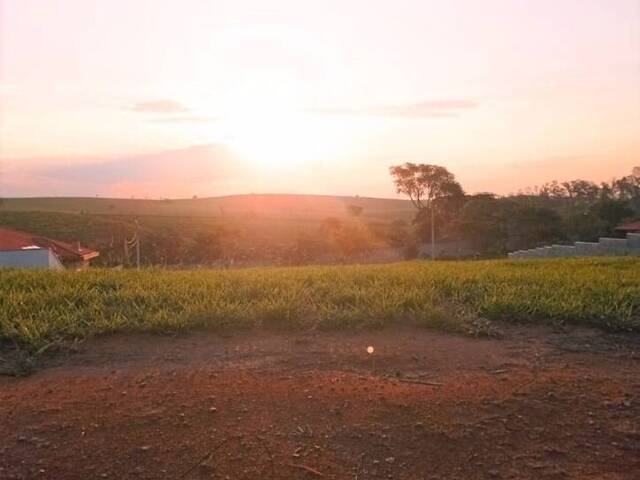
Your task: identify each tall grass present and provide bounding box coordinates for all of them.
[1,258,639,348]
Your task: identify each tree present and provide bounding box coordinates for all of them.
[561,180,599,200]
[613,174,640,201]
[452,196,564,254]
[455,195,507,253]
[591,198,633,229]
[507,205,564,250]
[539,180,566,198]
[389,163,464,259]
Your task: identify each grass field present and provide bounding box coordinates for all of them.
[1,258,639,349]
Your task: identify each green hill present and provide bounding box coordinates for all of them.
[1,194,414,221]
[0,195,416,267]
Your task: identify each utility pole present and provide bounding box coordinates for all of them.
[430,205,436,260]
[135,219,140,270]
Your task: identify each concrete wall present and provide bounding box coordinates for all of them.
[0,249,64,269]
[508,233,640,260]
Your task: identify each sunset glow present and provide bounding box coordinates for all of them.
[219,75,352,171]
[0,0,639,198]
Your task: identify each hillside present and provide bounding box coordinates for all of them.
[0,194,415,221]
[0,195,416,267]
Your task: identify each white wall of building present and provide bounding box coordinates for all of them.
[0,249,64,270]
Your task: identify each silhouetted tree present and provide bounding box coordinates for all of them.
[507,205,564,250]
[539,180,566,199]
[591,199,633,230]
[561,180,600,214]
[613,172,640,202]
[389,163,464,258]
[455,195,507,253]
[452,195,564,254]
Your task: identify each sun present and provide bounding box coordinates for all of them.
[224,109,315,170]
[217,74,350,171]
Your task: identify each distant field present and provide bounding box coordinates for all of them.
[0,195,414,267]
[0,194,415,221]
[0,210,329,248]
[1,258,638,348]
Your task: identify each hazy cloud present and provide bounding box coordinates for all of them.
[129,99,190,114]
[306,100,478,118]
[150,116,218,124]
[1,145,245,197]
[40,145,240,184]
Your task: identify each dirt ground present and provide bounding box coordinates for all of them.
[1,325,639,480]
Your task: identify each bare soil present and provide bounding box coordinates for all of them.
[1,325,639,480]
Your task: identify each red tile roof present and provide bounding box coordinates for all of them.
[615,221,640,233]
[0,227,99,262]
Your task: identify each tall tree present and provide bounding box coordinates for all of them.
[561,179,600,215]
[389,163,464,259]
[613,174,640,201]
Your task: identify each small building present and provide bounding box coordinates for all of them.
[0,227,99,270]
[615,221,640,235]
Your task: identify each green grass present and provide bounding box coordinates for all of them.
[1,258,639,349]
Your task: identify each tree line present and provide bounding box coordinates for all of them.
[390,163,640,257]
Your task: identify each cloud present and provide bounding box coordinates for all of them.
[306,100,477,118]
[150,115,217,124]
[2,144,245,197]
[129,99,190,114]
[128,100,217,123]
[41,145,241,184]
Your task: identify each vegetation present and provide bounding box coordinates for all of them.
[0,194,413,219]
[1,258,638,349]
[0,210,401,267]
[1,168,638,265]
[389,163,465,258]
[389,163,464,212]
[397,166,640,255]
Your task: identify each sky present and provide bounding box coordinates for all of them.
[1,0,639,199]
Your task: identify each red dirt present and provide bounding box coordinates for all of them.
[1,326,639,479]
